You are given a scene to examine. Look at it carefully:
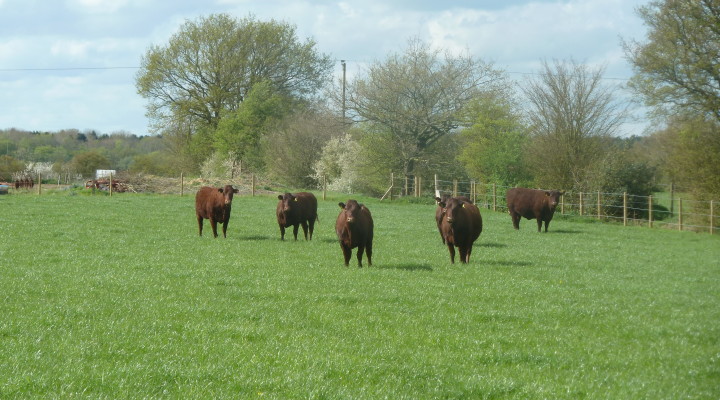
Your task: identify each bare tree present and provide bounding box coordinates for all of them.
[523,60,628,190]
[345,38,504,177]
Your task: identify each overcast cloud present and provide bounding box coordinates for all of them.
[0,0,649,136]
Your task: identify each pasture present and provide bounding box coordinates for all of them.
[0,192,718,399]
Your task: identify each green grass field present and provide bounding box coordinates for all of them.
[1,191,718,399]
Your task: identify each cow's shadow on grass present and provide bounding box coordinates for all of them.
[546,229,583,234]
[238,234,274,241]
[486,260,533,268]
[376,263,434,272]
[477,242,507,248]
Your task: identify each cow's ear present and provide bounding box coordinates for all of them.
[435,197,442,204]
[338,202,346,209]
[278,195,283,200]
[218,188,224,193]
[545,191,551,196]
[438,202,446,208]
[233,189,239,194]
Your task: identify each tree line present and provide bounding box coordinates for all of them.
[2,1,718,202]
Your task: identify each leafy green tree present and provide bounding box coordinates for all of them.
[71,151,110,178]
[214,81,291,173]
[136,13,333,169]
[523,60,627,191]
[624,0,720,122]
[345,38,504,177]
[458,94,531,187]
[264,110,338,188]
[0,155,24,181]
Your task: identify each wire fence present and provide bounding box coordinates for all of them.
[386,173,718,235]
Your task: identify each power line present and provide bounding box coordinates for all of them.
[0,66,139,72]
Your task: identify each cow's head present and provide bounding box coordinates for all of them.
[436,197,467,225]
[338,200,363,223]
[544,190,564,211]
[219,185,239,205]
[278,193,298,215]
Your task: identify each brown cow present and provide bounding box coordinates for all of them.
[276,192,318,240]
[435,194,471,244]
[506,188,564,232]
[436,196,482,264]
[335,200,374,267]
[195,185,239,238]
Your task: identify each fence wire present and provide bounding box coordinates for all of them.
[390,175,718,234]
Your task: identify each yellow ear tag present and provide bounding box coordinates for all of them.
[462,203,466,208]
[294,198,298,202]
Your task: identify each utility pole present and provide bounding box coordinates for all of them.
[341,59,346,125]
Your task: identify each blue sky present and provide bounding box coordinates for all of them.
[0,0,650,136]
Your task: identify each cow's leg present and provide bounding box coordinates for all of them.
[300,221,309,240]
[222,219,229,238]
[365,241,373,266]
[544,219,550,232]
[210,218,219,238]
[279,224,286,240]
[356,245,365,268]
[459,246,468,264]
[447,243,456,264]
[292,224,300,241]
[536,218,542,233]
[465,243,473,263]
[308,218,315,240]
[511,213,520,230]
[197,215,204,237]
[340,244,352,267]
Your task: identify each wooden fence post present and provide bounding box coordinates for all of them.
[180,172,184,196]
[390,173,394,201]
[579,192,584,216]
[37,173,42,195]
[623,192,627,226]
[597,191,601,220]
[492,183,496,211]
[471,180,476,204]
[560,193,564,215]
[678,198,683,231]
[251,174,255,197]
[434,174,439,197]
[109,172,113,197]
[453,179,458,197]
[405,176,409,197]
[649,195,653,228]
[323,175,327,200]
[711,200,715,235]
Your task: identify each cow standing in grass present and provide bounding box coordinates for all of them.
[335,200,374,267]
[506,188,564,232]
[435,194,471,244]
[195,185,239,238]
[436,196,482,264]
[276,192,318,241]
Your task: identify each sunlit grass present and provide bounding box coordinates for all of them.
[1,192,718,398]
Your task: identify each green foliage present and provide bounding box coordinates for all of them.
[0,155,24,181]
[459,94,532,186]
[346,38,505,177]
[214,81,290,173]
[136,13,333,169]
[70,151,110,178]
[585,152,659,218]
[664,116,720,199]
[625,0,720,122]
[129,151,177,176]
[0,194,718,398]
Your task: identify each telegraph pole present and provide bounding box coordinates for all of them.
[341,59,346,124]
